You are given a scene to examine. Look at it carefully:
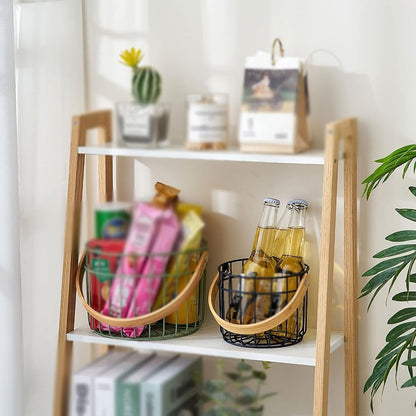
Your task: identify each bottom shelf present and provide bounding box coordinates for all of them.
[67,318,343,366]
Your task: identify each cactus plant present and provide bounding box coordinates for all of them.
[119,47,162,105]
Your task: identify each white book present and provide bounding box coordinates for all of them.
[141,355,202,416]
[94,352,151,416]
[70,350,131,416]
[116,354,178,416]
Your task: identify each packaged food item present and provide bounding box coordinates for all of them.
[101,183,181,333]
[95,202,132,239]
[86,239,125,330]
[100,202,165,332]
[152,209,205,324]
[175,202,203,219]
[123,206,181,337]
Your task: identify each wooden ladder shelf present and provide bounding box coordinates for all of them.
[53,111,358,416]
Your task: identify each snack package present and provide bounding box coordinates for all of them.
[123,206,181,337]
[86,239,125,330]
[100,202,165,332]
[152,209,204,324]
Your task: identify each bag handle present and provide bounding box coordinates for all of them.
[76,250,208,327]
[208,271,310,335]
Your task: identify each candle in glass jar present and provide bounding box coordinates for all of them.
[186,93,228,150]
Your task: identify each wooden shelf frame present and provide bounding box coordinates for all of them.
[53,111,358,416]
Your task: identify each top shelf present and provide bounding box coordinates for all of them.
[78,143,325,165]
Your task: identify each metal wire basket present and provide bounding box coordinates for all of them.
[208,258,310,348]
[76,242,208,340]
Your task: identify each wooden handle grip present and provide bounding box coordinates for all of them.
[208,271,310,335]
[76,250,208,327]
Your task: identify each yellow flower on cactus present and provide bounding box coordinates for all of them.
[119,47,143,68]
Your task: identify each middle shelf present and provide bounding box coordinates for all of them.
[67,317,344,366]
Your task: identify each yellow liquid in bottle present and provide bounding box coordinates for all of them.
[272,228,288,258]
[285,227,305,257]
[238,227,277,325]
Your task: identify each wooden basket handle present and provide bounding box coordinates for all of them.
[208,271,310,335]
[76,250,208,327]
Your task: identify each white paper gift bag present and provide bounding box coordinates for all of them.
[238,41,310,154]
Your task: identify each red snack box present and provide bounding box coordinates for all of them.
[86,239,125,330]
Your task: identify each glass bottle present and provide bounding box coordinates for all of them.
[227,198,280,324]
[275,199,308,337]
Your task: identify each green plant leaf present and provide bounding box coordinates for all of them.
[237,360,252,372]
[363,254,415,277]
[386,230,416,242]
[252,370,266,381]
[376,336,410,359]
[261,361,271,370]
[402,358,416,367]
[225,372,241,382]
[388,308,416,324]
[259,392,277,401]
[401,377,416,388]
[205,379,227,393]
[236,387,257,405]
[360,266,402,296]
[374,245,416,258]
[396,209,416,222]
[409,186,416,197]
[386,322,416,342]
[392,291,416,302]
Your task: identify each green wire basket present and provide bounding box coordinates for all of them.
[76,242,208,341]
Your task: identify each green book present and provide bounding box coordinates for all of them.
[140,355,202,416]
[116,354,177,416]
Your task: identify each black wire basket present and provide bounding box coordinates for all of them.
[209,258,310,348]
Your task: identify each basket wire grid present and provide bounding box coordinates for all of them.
[217,258,308,348]
[81,243,207,340]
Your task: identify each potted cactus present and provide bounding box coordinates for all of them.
[117,47,169,147]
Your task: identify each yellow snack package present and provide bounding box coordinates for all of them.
[152,209,205,324]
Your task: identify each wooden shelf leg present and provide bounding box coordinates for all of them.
[313,118,358,416]
[313,123,340,416]
[53,110,112,416]
[344,120,358,415]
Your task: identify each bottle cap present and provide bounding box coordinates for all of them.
[263,197,280,206]
[289,199,309,209]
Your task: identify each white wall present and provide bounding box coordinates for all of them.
[19,0,415,415]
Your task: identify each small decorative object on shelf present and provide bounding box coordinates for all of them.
[117,47,169,148]
[238,38,310,154]
[186,93,228,150]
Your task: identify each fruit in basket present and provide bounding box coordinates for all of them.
[119,47,162,105]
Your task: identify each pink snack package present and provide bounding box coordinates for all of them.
[123,206,180,337]
[100,202,165,332]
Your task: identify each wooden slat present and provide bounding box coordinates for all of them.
[344,119,358,415]
[313,122,340,416]
[53,110,112,416]
[313,118,358,416]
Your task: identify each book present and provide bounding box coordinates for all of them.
[140,355,202,416]
[94,352,151,416]
[115,354,178,416]
[70,350,131,416]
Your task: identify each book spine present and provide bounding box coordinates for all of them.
[70,375,93,416]
[94,378,114,416]
[141,387,161,416]
[116,382,139,416]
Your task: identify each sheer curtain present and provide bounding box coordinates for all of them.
[0,1,23,415]
[14,0,86,414]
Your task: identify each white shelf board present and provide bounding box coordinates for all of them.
[78,143,325,165]
[67,319,343,366]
